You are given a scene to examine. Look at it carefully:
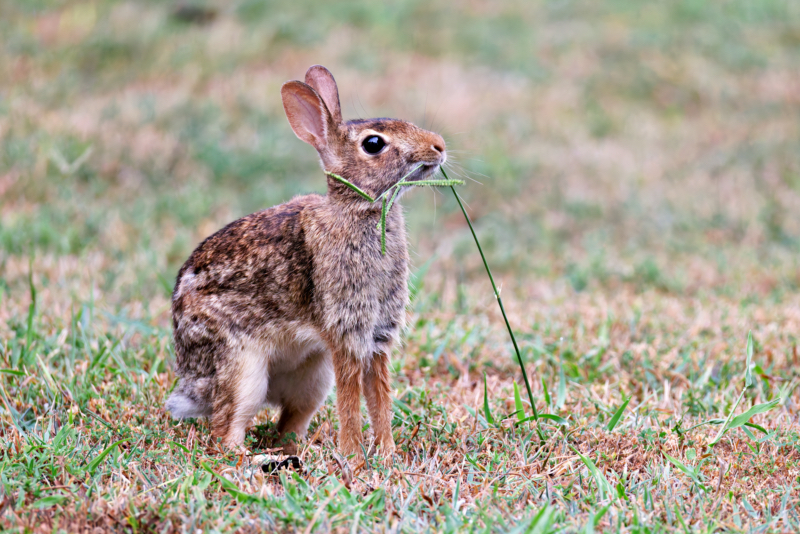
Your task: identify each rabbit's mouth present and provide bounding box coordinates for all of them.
[376,161,443,202]
[407,162,441,182]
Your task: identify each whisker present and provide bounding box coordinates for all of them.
[442,166,474,185]
[454,188,474,211]
[423,93,428,130]
[349,95,362,119]
[447,161,489,183]
[356,93,368,118]
[444,162,483,186]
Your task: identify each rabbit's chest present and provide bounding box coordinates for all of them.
[338,217,407,297]
[313,211,409,344]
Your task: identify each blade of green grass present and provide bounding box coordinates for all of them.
[201,462,265,504]
[708,334,779,447]
[675,503,691,534]
[397,178,465,188]
[592,504,611,529]
[509,505,555,534]
[324,172,375,201]
[607,395,631,431]
[383,177,406,213]
[514,413,569,426]
[483,373,495,426]
[31,495,68,509]
[745,331,754,388]
[0,382,25,436]
[530,505,557,534]
[86,439,126,476]
[514,381,525,422]
[540,413,569,425]
[685,418,769,434]
[570,446,612,501]
[542,378,551,407]
[167,441,191,454]
[380,197,387,255]
[663,453,706,491]
[22,265,37,367]
[727,399,781,430]
[708,389,745,447]
[35,353,58,396]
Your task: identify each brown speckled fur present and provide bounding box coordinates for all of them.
[166,65,446,457]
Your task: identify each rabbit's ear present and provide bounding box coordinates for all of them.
[281,81,332,150]
[305,65,342,124]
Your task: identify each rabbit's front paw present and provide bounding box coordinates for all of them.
[338,429,365,460]
[377,438,395,458]
[367,435,395,462]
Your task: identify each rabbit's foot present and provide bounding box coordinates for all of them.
[222,440,250,456]
[250,422,301,455]
[347,448,365,466]
[277,432,299,456]
[339,436,365,460]
[368,440,396,469]
[281,441,298,456]
[376,439,396,458]
[367,434,395,457]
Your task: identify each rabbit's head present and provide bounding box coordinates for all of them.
[282,65,447,203]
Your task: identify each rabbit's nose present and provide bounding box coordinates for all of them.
[429,134,446,162]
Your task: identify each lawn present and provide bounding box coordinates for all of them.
[2,0,800,531]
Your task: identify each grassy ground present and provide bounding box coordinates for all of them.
[2,0,800,531]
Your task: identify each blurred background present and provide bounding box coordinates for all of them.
[1,0,799,340]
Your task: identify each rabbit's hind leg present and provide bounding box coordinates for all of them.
[211,337,269,449]
[269,348,334,455]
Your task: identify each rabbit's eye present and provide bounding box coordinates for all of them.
[362,135,386,154]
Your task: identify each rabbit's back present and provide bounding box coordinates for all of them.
[171,195,323,369]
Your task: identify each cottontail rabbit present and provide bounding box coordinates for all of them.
[166,65,446,456]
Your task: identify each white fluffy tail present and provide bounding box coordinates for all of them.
[166,390,212,419]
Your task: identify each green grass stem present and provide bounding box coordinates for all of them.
[444,169,538,422]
